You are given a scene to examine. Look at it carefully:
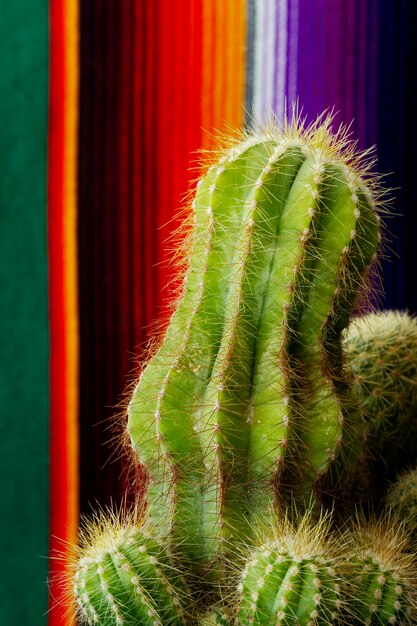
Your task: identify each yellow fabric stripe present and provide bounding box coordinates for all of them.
[201,0,246,148]
[62,0,80,561]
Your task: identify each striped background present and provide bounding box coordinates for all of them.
[1,1,417,624]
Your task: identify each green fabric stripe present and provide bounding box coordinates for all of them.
[0,1,49,623]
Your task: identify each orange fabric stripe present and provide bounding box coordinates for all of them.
[48,0,79,623]
[62,0,80,554]
[213,0,227,131]
[201,0,215,145]
[226,0,246,127]
[201,0,246,148]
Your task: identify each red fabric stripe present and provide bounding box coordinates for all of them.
[144,2,160,326]
[118,0,133,383]
[156,0,174,298]
[48,0,69,621]
[130,0,203,362]
[131,2,146,353]
[48,0,78,622]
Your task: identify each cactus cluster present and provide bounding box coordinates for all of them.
[66,114,417,626]
[233,515,417,626]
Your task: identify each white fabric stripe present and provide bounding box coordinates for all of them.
[252,0,278,126]
[287,0,299,108]
[276,0,288,120]
[264,0,277,120]
[252,0,265,125]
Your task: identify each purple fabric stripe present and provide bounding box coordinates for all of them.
[252,0,380,151]
[262,1,271,117]
[344,0,356,128]
[314,0,325,117]
[356,0,367,149]
[323,0,343,124]
[297,0,314,121]
[367,0,379,148]
[272,1,281,115]
[286,0,298,107]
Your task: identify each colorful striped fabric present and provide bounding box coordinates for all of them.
[2,1,417,624]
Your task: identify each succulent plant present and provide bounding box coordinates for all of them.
[346,311,417,437]
[126,114,382,578]
[345,311,417,491]
[386,467,417,532]
[345,515,417,626]
[235,512,344,626]
[71,510,191,625]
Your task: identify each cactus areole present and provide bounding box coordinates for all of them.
[127,115,382,573]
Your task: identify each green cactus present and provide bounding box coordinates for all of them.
[127,114,382,576]
[346,516,417,626]
[235,513,344,626]
[345,310,417,439]
[234,514,417,626]
[386,468,417,531]
[72,511,191,625]
[345,311,417,475]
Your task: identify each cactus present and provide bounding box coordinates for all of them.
[71,510,191,625]
[235,512,344,626]
[233,512,417,626]
[345,311,417,475]
[345,516,417,626]
[127,113,382,577]
[386,468,417,532]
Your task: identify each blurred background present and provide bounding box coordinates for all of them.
[1,0,417,624]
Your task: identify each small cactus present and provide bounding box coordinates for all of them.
[235,512,344,626]
[71,510,190,625]
[127,114,383,576]
[345,311,417,487]
[346,516,417,626]
[386,468,417,532]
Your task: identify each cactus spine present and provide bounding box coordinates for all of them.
[72,512,190,625]
[127,115,382,575]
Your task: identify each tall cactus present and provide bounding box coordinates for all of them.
[127,114,382,577]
